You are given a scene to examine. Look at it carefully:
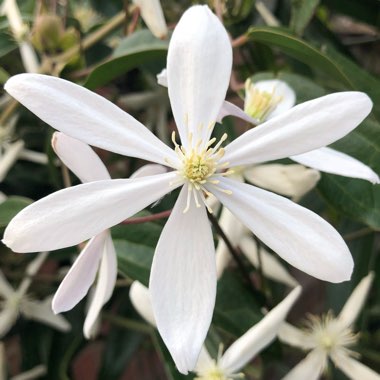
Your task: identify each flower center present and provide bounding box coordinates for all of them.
[305,312,358,355]
[244,78,282,122]
[195,364,244,380]
[170,131,233,213]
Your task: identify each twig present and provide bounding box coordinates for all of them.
[121,209,171,225]
[102,312,153,334]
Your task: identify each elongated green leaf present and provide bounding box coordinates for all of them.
[114,239,154,286]
[0,196,33,228]
[84,30,168,89]
[290,0,320,36]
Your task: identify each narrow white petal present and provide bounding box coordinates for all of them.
[133,0,168,39]
[208,177,353,282]
[194,347,214,374]
[0,270,15,298]
[281,349,327,380]
[130,164,167,179]
[0,140,24,182]
[11,364,47,380]
[52,132,110,183]
[291,147,380,184]
[217,101,257,124]
[331,351,380,380]
[21,296,71,331]
[278,322,315,350]
[222,92,373,167]
[157,68,168,87]
[84,233,117,338]
[129,281,156,327]
[167,5,232,148]
[52,232,107,313]
[0,307,19,338]
[240,236,299,287]
[244,164,321,200]
[338,272,374,328]
[215,207,247,278]
[149,185,216,374]
[253,79,296,120]
[3,171,181,252]
[220,286,302,373]
[4,74,178,167]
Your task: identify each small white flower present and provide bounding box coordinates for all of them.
[132,0,168,39]
[279,272,380,380]
[1,5,373,373]
[0,253,70,337]
[130,281,302,379]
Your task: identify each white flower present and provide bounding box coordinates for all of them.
[279,272,380,380]
[1,5,373,373]
[0,252,70,336]
[226,78,380,184]
[132,0,168,39]
[130,281,302,379]
[51,132,166,338]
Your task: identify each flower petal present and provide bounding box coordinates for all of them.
[52,132,110,183]
[220,286,302,374]
[221,92,373,167]
[0,270,15,298]
[157,68,168,87]
[240,236,299,287]
[129,281,156,326]
[243,164,321,201]
[194,347,214,374]
[338,272,374,328]
[0,307,19,338]
[149,184,216,374]
[3,171,181,252]
[217,101,257,124]
[216,206,247,278]
[291,147,380,184]
[167,5,232,148]
[4,74,178,167]
[251,79,296,120]
[331,351,380,380]
[132,0,168,39]
[21,296,71,331]
[278,322,315,350]
[52,232,107,313]
[83,232,117,338]
[130,164,167,179]
[282,349,327,380]
[208,177,353,282]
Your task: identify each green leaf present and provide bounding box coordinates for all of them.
[246,27,380,119]
[114,239,154,286]
[0,66,9,84]
[0,196,33,228]
[84,30,168,89]
[318,119,380,229]
[290,0,320,36]
[213,272,262,337]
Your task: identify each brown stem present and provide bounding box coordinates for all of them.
[120,209,172,225]
[232,34,248,48]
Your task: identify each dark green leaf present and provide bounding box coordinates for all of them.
[290,0,320,36]
[0,196,33,228]
[84,30,168,89]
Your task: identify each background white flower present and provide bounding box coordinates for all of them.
[278,272,380,380]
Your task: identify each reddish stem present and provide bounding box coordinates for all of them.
[120,209,172,225]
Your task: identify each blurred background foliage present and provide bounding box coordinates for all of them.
[0,0,379,379]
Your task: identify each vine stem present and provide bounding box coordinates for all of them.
[120,209,172,225]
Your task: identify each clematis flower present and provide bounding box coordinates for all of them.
[130,281,302,378]
[279,272,379,380]
[51,132,166,338]
[1,5,374,373]
[132,0,168,39]
[0,252,70,336]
